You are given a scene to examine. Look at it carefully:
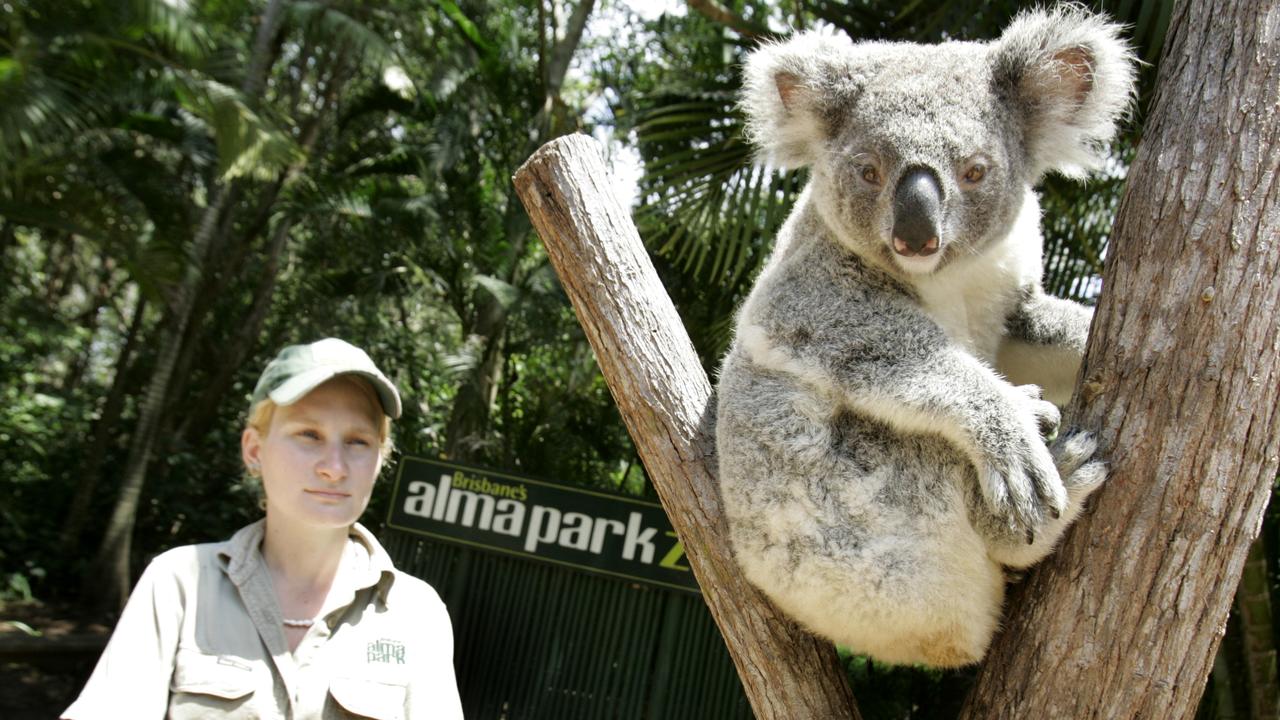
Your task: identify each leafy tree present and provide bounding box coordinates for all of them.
[0,0,642,611]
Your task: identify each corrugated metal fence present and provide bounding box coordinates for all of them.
[382,531,754,719]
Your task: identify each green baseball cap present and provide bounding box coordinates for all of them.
[250,338,402,419]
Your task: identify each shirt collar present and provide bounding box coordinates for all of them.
[348,522,398,605]
[217,518,267,586]
[216,519,398,604]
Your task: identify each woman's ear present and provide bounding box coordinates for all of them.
[242,427,263,474]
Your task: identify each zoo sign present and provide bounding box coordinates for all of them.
[386,457,699,593]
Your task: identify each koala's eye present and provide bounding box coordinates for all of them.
[861,166,881,186]
[961,162,988,186]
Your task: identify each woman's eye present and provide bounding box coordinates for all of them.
[298,430,320,441]
[861,166,881,185]
[348,438,371,447]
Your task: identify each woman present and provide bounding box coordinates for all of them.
[64,338,464,719]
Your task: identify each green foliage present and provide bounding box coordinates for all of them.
[0,0,648,593]
[172,73,302,181]
[843,651,975,718]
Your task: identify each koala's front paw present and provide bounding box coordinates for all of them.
[1050,430,1107,501]
[977,386,1068,535]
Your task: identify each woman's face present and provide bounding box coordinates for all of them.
[242,378,384,530]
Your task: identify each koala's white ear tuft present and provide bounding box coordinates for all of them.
[993,4,1138,179]
[741,31,853,170]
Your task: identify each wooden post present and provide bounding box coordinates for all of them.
[513,135,861,720]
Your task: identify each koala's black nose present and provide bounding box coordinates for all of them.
[892,168,943,257]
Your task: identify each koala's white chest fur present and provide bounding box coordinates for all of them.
[914,195,1044,362]
[916,269,1010,362]
[915,245,1022,362]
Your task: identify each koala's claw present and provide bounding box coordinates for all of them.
[1016,385,1042,399]
[1052,431,1108,500]
[982,451,1056,534]
[978,387,1070,534]
[983,431,1108,543]
[1051,431,1099,478]
[1016,385,1061,439]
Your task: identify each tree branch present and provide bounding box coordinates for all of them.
[513,134,860,720]
[544,0,596,98]
[686,0,779,42]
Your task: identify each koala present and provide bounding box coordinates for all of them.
[715,6,1136,668]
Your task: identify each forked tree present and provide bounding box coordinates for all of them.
[513,0,1278,716]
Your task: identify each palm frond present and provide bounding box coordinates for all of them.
[95,0,212,62]
[279,176,374,222]
[633,89,800,290]
[443,332,486,377]
[473,274,520,310]
[285,2,395,72]
[169,71,302,182]
[1040,167,1127,303]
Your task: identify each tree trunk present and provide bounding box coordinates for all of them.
[60,262,113,395]
[443,301,509,461]
[513,134,861,720]
[0,218,13,267]
[60,294,148,552]
[88,196,230,610]
[1210,639,1242,720]
[961,1,1280,717]
[173,216,293,446]
[87,0,290,611]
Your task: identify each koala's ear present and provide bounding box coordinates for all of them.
[741,31,855,169]
[993,5,1138,179]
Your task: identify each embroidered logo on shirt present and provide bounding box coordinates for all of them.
[367,638,406,664]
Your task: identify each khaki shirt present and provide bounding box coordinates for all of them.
[63,520,463,720]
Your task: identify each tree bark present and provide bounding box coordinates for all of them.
[173,215,293,447]
[0,218,13,267]
[961,1,1280,717]
[172,51,347,449]
[60,260,113,396]
[513,134,861,720]
[443,300,509,461]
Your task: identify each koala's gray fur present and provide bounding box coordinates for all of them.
[715,5,1136,667]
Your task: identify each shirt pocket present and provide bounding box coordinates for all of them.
[328,676,408,720]
[168,647,258,719]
